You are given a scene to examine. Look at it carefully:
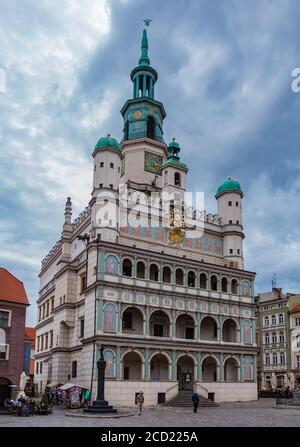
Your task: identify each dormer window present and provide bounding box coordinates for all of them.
[174,172,181,186]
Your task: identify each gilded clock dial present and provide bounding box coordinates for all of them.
[144,151,163,175]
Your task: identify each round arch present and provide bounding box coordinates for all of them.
[201,354,220,367]
[149,308,172,322]
[175,313,196,340]
[150,352,171,381]
[121,305,146,320]
[222,317,240,331]
[223,355,240,367]
[149,309,171,338]
[121,350,144,381]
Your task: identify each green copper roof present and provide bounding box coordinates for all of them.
[168,139,180,149]
[215,178,242,197]
[94,134,121,152]
[162,138,188,171]
[161,158,188,171]
[139,29,150,66]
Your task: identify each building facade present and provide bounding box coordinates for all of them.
[0,268,29,405]
[256,288,300,390]
[35,27,258,405]
[288,296,300,389]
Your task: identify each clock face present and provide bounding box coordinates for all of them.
[144,151,163,175]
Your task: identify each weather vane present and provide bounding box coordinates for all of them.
[143,19,152,27]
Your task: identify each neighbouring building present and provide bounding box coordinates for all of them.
[24,327,36,380]
[288,295,300,389]
[35,27,258,405]
[256,288,300,390]
[0,268,29,405]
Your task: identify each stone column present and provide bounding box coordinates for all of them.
[144,348,150,380]
[143,75,146,97]
[171,351,177,380]
[240,354,244,381]
[116,346,121,379]
[219,353,224,381]
[196,351,202,381]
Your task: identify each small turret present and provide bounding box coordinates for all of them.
[215,177,244,268]
[161,138,188,199]
[91,134,122,243]
[60,197,73,264]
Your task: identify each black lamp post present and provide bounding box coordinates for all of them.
[84,344,117,414]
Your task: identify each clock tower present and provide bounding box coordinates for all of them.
[120,26,168,188]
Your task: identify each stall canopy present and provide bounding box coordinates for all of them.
[58,383,88,391]
[46,382,62,388]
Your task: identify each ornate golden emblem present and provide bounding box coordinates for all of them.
[133,111,142,120]
[169,228,184,246]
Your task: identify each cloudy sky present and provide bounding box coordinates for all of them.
[1,0,300,325]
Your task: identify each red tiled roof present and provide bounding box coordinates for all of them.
[0,268,29,305]
[291,303,300,313]
[25,327,36,347]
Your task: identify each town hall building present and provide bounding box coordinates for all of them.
[35,27,257,405]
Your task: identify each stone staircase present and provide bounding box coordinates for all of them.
[164,390,219,408]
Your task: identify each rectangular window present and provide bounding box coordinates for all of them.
[186,327,194,339]
[99,183,103,188]
[228,201,232,206]
[38,307,42,321]
[51,298,54,312]
[40,362,43,374]
[80,275,86,293]
[46,301,49,317]
[123,312,132,330]
[100,162,104,167]
[229,220,232,224]
[237,249,240,254]
[36,362,39,374]
[297,356,300,368]
[0,344,8,360]
[124,366,129,380]
[0,311,10,328]
[45,334,48,349]
[297,336,300,348]
[71,361,77,378]
[236,202,239,206]
[110,184,113,189]
[236,220,239,225]
[295,318,300,327]
[154,324,164,337]
[80,319,85,338]
[229,249,233,254]
[50,331,53,348]
[110,162,114,168]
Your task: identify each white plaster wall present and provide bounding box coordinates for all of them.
[199,382,257,403]
[102,380,176,406]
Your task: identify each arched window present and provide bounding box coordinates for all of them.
[279,331,284,342]
[163,266,171,284]
[187,271,195,287]
[271,315,276,325]
[272,352,277,364]
[221,277,228,293]
[164,170,168,185]
[231,279,238,295]
[147,116,155,139]
[265,353,270,365]
[136,261,145,279]
[272,332,277,343]
[200,273,207,289]
[264,316,269,326]
[175,268,184,286]
[174,172,181,186]
[265,333,270,344]
[122,258,132,277]
[279,314,284,324]
[149,264,159,281]
[210,275,218,291]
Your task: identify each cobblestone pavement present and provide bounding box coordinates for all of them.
[0,399,299,427]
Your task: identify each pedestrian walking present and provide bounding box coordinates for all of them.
[136,391,144,415]
[191,392,200,413]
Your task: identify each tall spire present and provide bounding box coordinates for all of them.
[139,29,150,66]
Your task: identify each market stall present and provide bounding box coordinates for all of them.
[58,383,87,409]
